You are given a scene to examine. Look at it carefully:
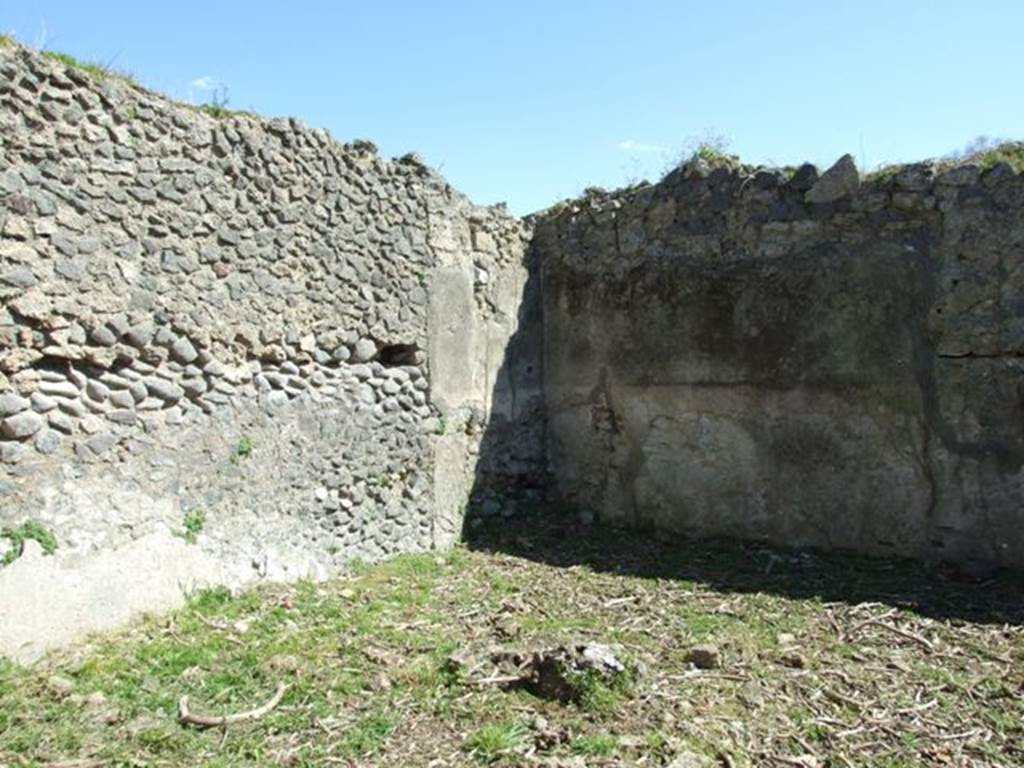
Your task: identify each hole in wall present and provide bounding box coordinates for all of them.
[377,343,419,366]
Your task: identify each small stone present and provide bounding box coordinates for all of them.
[85,380,110,401]
[666,751,715,768]
[170,336,198,364]
[1,411,45,439]
[89,325,118,346]
[48,411,75,433]
[39,380,80,398]
[0,442,27,464]
[107,409,137,425]
[30,393,57,413]
[352,338,377,363]
[35,429,61,455]
[145,378,184,402]
[57,398,87,417]
[686,644,721,670]
[48,675,76,696]
[86,433,118,455]
[124,321,155,348]
[109,390,135,408]
[80,415,105,435]
[0,392,30,417]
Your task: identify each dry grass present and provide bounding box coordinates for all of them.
[1,506,1021,767]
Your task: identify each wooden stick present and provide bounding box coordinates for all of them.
[178,682,287,729]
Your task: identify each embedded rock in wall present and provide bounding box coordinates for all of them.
[0,42,536,660]
[533,155,1024,567]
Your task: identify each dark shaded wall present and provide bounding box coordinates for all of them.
[531,159,1024,566]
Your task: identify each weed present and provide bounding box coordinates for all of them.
[689,141,739,170]
[1,520,57,565]
[367,473,394,489]
[865,163,902,184]
[176,509,206,544]
[0,34,12,48]
[464,721,527,763]
[967,141,1024,172]
[571,733,618,756]
[230,436,254,465]
[197,86,234,119]
[434,416,447,436]
[571,666,631,715]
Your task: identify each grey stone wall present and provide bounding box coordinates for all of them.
[0,43,536,658]
[533,155,1024,567]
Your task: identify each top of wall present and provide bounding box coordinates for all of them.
[0,40,528,386]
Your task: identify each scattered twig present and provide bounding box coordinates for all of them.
[178,682,288,729]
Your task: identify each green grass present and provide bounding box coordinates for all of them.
[570,732,618,756]
[176,509,206,545]
[0,34,13,48]
[0,513,1020,767]
[1,520,57,565]
[41,50,129,82]
[230,436,254,465]
[966,141,1024,172]
[464,721,527,763]
[688,141,740,170]
[198,103,237,119]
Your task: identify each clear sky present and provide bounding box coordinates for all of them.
[2,1,1022,214]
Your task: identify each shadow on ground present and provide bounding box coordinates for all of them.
[465,503,1024,627]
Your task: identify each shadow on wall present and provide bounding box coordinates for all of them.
[459,226,1024,629]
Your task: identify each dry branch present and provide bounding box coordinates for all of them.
[178,682,287,729]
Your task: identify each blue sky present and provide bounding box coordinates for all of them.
[3,1,1022,214]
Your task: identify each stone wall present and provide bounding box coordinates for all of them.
[533,154,1024,567]
[0,43,536,659]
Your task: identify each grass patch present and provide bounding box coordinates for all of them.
[464,721,527,763]
[229,436,254,465]
[0,509,1020,767]
[1,520,57,565]
[571,732,618,756]
[967,141,1024,172]
[688,140,740,170]
[41,50,134,84]
[176,509,206,545]
[0,34,13,48]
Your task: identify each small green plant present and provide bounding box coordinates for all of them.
[177,509,206,545]
[0,34,13,48]
[865,163,902,184]
[1,520,58,565]
[689,141,739,170]
[571,666,633,715]
[571,733,618,756]
[464,721,527,763]
[198,86,235,119]
[230,436,254,465]
[968,141,1024,172]
[434,416,447,436]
